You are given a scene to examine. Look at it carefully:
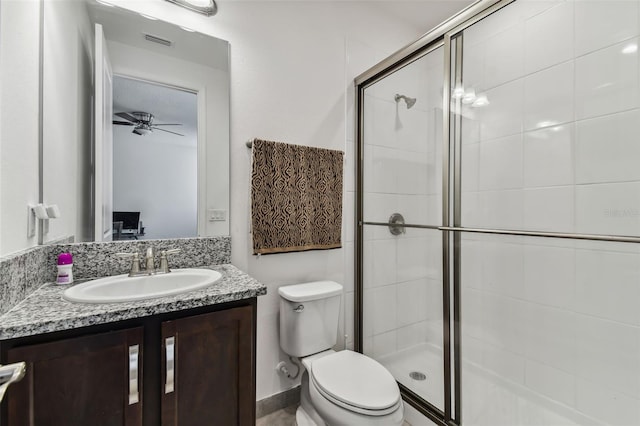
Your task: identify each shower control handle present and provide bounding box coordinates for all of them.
[388,213,406,236]
[293,304,304,313]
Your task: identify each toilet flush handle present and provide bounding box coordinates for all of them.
[293,304,304,313]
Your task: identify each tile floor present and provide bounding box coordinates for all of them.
[255,405,412,425]
[256,405,297,426]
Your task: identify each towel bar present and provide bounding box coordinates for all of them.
[246,139,346,154]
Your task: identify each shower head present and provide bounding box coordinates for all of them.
[395,94,417,109]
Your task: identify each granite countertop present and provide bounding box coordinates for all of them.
[0,264,266,340]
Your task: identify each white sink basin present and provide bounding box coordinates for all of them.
[63,268,222,304]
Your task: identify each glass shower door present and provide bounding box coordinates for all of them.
[360,45,446,414]
[453,1,640,425]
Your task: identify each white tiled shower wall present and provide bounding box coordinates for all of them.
[460,1,640,425]
[361,50,445,359]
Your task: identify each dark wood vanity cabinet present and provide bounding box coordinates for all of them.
[161,307,255,426]
[6,327,144,426]
[1,299,256,426]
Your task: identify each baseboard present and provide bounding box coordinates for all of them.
[256,386,301,418]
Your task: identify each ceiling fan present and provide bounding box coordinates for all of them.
[113,112,184,136]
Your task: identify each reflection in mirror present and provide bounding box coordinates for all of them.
[112,76,197,240]
[42,0,229,244]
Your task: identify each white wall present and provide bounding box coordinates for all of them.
[107,0,468,401]
[42,0,94,244]
[0,0,41,256]
[113,126,198,239]
[223,2,429,400]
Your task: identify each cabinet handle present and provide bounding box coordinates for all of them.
[128,345,140,405]
[165,336,175,394]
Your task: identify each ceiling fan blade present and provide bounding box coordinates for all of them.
[113,120,135,125]
[152,124,183,126]
[152,127,184,136]
[115,112,139,122]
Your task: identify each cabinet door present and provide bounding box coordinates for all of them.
[6,327,143,426]
[161,306,255,426]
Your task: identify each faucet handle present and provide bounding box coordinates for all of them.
[115,252,141,276]
[159,249,181,273]
[116,252,137,258]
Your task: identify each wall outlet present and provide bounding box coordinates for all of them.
[207,209,227,222]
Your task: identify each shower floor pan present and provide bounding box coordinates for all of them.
[376,343,599,426]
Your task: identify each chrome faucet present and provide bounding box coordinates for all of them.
[116,252,143,276]
[116,247,181,277]
[158,249,181,274]
[145,247,155,274]
[115,248,155,276]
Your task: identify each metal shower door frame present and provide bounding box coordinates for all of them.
[354,1,517,425]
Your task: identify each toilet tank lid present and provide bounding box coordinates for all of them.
[278,281,343,302]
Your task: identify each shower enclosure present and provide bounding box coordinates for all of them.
[355,1,640,425]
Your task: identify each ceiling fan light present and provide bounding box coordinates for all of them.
[133,128,152,136]
[164,0,217,16]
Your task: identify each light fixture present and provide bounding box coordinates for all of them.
[133,127,152,136]
[164,0,217,16]
[622,43,638,54]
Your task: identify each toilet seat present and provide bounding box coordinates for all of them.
[309,351,401,416]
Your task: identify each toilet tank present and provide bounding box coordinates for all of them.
[279,281,343,358]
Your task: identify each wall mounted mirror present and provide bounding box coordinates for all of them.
[41,0,230,244]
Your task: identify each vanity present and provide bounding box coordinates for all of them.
[0,261,266,426]
[0,1,254,423]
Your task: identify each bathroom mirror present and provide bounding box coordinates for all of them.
[41,0,230,244]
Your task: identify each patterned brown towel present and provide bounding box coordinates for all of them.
[250,139,343,255]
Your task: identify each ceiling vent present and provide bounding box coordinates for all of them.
[144,34,172,47]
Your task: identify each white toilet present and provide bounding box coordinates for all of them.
[279,281,404,426]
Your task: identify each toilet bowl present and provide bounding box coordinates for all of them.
[278,281,404,426]
[297,350,404,426]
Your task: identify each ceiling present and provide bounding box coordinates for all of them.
[370,1,475,35]
[113,76,198,144]
[216,0,474,35]
[89,2,229,71]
